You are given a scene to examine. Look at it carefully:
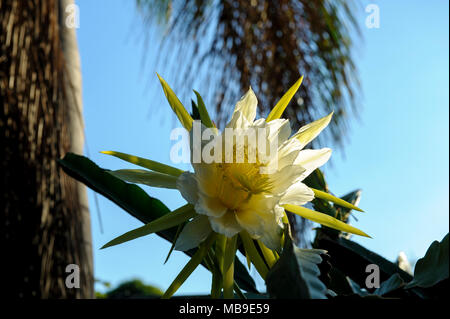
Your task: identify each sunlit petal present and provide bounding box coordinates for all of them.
[294,148,332,181]
[175,215,212,251]
[279,182,315,206]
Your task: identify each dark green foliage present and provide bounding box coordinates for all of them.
[60,153,448,299]
[315,232,449,299]
[97,279,163,299]
[267,229,327,299]
[405,233,449,289]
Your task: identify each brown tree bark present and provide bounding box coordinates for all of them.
[0,0,93,298]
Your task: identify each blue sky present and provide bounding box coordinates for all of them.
[76,0,449,295]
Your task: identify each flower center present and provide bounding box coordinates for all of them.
[215,162,272,210]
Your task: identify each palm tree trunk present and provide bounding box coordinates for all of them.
[59,0,94,299]
[0,0,93,298]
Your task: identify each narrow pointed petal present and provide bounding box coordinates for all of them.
[292,112,333,148]
[240,231,269,279]
[157,73,193,131]
[245,250,252,270]
[311,188,364,212]
[101,151,184,176]
[266,76,304,122]
[164,222,185,264]
[101,204,196,249]
[162,233,217,299]
[193,90,215,129]
[257,240,277,268]
[223,235,237,298]
[109,169,177,189]
[215,234,227,273]
[283,204,370,237]
[175,215,212,251]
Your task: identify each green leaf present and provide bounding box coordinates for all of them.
[266,76,303,122]
[347,277,370,296]
[326,267,355,295]
[194,90,215,128]
[101,204,196,249]
[240,231,269,280]
[405,233,449,289]
[100,150,184,177]
[313,235,413,288]
[58,153,258,293]
[311,188,363,212]
[266,231,327,299]
[157,73,193,131]
[109,169,178,189]
[59,153,171,227]
[303,168,328,191]
[374,273,405,296]
[162,233,217,299]
[284,204,370,237]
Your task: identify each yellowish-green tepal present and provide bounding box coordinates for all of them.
[100,74,369,299]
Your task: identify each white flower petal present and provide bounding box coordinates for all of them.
[253,118,291,148]
[274,204,286,226]
[193,163,222,197]
[175,215,212,251]
[267,119,291,144]
[279,182,315,206]
[253,119,292,171]
[294,148,332,181]
[226,110,250,129]
[269,164,306,195]
[195,193,228,218]
[234,87,257,123]
[259,222,284,251]
[208,212,242,237]
[235,195,283,250]
[272,137,303,170]
[176,172,198,204]
[252,118,265,126]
